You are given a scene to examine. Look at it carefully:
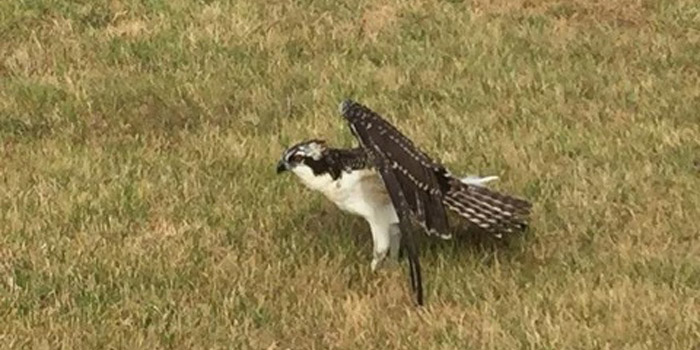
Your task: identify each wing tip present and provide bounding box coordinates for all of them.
[339,99,356,116]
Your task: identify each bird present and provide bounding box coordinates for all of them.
[276,100,531,305]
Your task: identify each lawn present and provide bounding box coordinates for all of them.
[1,0,698,349]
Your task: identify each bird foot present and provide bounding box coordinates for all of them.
[371,250,389,272]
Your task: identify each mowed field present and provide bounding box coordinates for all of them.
[1,0,699,349]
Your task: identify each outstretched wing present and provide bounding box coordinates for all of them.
[340,99,532,238]
[340,99,452,306]
[339,99,532,304]
[340,100,452,238]
[374,149,424,306]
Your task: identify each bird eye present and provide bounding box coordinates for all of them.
[291,154,304,163]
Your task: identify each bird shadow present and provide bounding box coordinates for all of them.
[419,219,534,267]
[289,203,533,268]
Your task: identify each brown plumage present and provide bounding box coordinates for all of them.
[340,99,532,306]
[341,100,531,238]
[280,100,532,306]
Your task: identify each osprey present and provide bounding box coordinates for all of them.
[276,100,531,305]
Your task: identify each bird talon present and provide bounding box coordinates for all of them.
[371,250,388,272]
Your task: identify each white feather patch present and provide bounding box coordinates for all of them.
[460,175,499,187]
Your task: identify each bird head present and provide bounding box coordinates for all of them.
[276,139,328,175]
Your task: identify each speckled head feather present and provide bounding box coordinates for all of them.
[277,139,371,180]
[282,139,327,162]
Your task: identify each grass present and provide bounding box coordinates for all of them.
[1,0,699,348]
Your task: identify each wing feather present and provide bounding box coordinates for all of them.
[375,154,424,306]
[341,100,450,237]
[339,99,532,305]
[349,121,424,305]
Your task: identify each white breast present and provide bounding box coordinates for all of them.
[290,165,397,222]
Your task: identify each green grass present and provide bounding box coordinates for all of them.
[1,0,699,348]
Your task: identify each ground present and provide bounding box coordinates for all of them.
[1,0,699,349]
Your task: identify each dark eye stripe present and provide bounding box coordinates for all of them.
[285,150,298,162]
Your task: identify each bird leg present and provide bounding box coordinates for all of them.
[369,221,391,272]
[371,249,388,272]
[389,224,401,261]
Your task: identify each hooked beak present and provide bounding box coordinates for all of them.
[276,160,288,174]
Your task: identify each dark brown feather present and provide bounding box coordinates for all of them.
[339,99,532,305]
[341,100,451,238]
[340,99,532,237]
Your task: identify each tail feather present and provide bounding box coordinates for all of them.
[443,180,531,236]
[460,175,499,186]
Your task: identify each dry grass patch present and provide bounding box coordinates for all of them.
[1,0,698,349]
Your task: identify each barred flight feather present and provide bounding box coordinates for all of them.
[345,102,450,238]
[341,99,531,239]
[444,181,531,235]
[338,99,532,305]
